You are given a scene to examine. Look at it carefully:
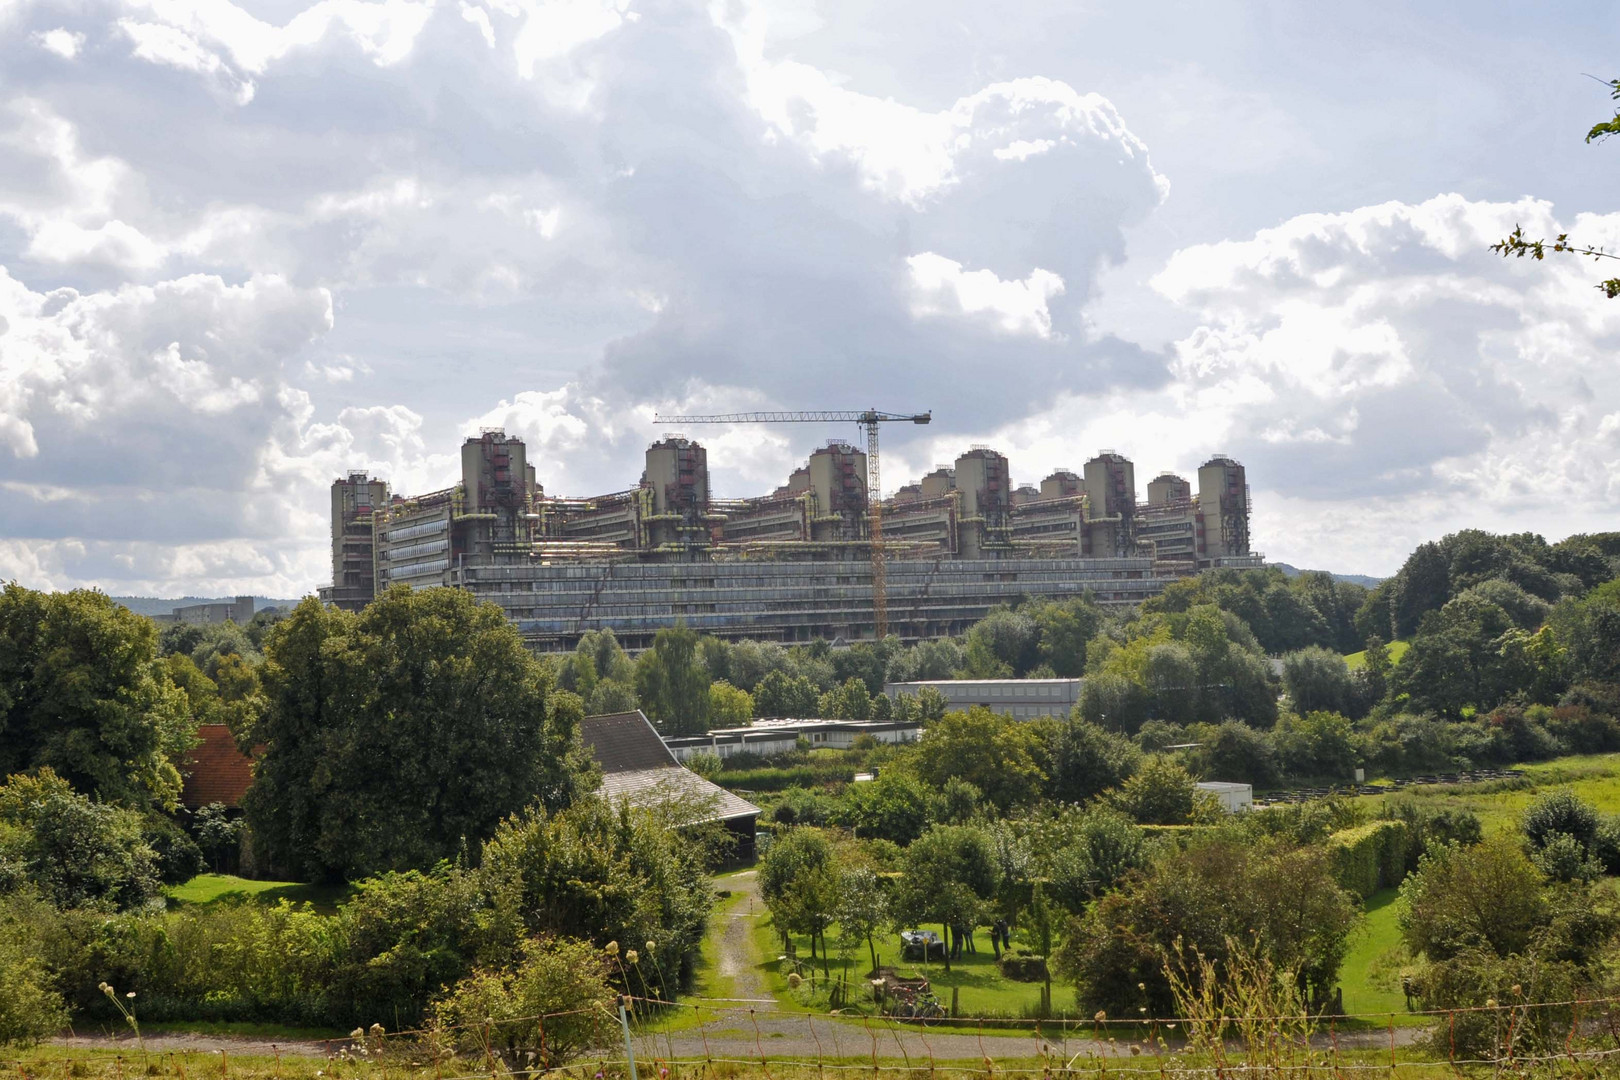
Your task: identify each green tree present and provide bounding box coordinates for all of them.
[1399,835,1547,961]
[833,769,935,844]
[1393,542,1451,638]
[0,769,161,910]
[1358,635,1392,705]
[752,671,821,717]
[192,802,242,873]
[895,825,1000,972]
[636,624,710,735]
[244,589,594,880]
[915,685,948,722]
[0,584,194,809]
[962,609,1040,677]
[911,708,1044,810]
[707,680,753,725]
[1281,646,1355,715]
[1045,719,1139,803]
[1056,837,1357,1016]
[1032,596,1103,676]
[758,827,840,971]
[1107,755,1197,825]
[834,863,890,974]
[818,677,872,720]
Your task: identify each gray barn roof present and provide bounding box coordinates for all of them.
[579,711,759,824]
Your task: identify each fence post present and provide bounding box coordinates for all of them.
[619,996,641,1080]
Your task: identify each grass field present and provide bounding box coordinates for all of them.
[164,874,351,913]
[1361,751,1620,832]
[1338,888,1421,1025]
[1344,640,1410,670]
[752,915,1062,1019]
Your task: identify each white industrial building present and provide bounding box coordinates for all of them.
[663,718,922,762]
[1195,781,1253,813]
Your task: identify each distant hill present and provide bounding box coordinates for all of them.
[1269,563,1385,589]
[111,596,303,617]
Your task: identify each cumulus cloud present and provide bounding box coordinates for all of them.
[0,0,1614,593]
[975,194,1620,572]
[33,28,84,58]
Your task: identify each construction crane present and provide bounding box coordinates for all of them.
[651,409,932,639]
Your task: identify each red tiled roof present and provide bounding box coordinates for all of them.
[181,724,255,809]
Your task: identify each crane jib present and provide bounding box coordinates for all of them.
[644,409,931,640]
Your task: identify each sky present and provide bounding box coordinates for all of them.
[2,0,1619,595]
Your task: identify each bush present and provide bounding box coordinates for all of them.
[0,771,161,910]
[1107,756,1196,825]
[1326,820,1409,898]
[1056,837,1357,1016]
[685,752,723,779]
[430,936,615,1067]
[1529,833,1603,883]
[142,813,206,884]
[1523,789,1600,853]
[0,934,68,1046]
[997,952,1048,982]
[1377,801,1481,873]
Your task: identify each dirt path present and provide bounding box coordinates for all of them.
[52,1033,334,1058]
[712,869,775,1008]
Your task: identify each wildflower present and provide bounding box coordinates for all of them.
[605,941,620,956]
[351,1029,365,1041]
[627,949,639,965]
[646,940,656,952]
[1511,985,1523,996]
[369,1024,385,1039]
[787,973,802,989]
[1136,983,1145,991]
[1094,1011,1106,1022]
[126,992,137,999]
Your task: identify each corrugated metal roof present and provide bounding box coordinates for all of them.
[581,710,759,824]
[580,711,679,772]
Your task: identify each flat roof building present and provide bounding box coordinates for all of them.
[663,718,921,762]
[883,678,1083,720]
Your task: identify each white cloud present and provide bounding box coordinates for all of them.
[33,28,84,58]
[906,252,1065,337]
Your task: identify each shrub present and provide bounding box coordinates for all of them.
[1529,833,1603,883]
[997,952,1048,982]
[1326,820,1410,898]
[142,813,206,884]
[1056,837,1357,1016]
[480,796,714,996]
[685,752,723,779]
[430,936,615,1068]
[1107,756,1196,825]
[0,935,68,1046]
[1523,789,1600,853]
[0,770,161,910]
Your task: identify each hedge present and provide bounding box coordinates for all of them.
[1327,820,1411,898]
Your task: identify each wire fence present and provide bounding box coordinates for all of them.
[256,994,1620,1080]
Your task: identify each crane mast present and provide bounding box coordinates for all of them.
[652,408,932,640]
